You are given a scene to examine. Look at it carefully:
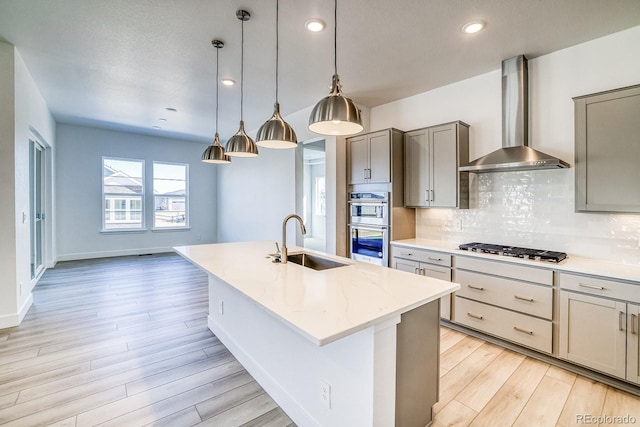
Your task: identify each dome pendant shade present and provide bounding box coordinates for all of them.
[309,74,363,136]
[256,103,298,149]
[202,133,231,164]
[225,120,259,157]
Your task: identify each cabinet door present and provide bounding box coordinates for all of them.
[575,85,640,212]
[628,303,640,385]
[348,135,368,184]
[430,123,458,208]
[559,291,627,379]
[393,257,420,274]
[368,130,391,183]
[404,129,429,207]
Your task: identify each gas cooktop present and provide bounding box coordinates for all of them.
[459,242,567,263]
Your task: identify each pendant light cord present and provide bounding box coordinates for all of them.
[334,0,337,76]
[215,46,219,133]
[240,16,245,120]
[275,0,279,103]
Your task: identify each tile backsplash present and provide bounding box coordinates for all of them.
[416,169,640,264]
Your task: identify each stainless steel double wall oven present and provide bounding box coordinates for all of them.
[349,192,389,266]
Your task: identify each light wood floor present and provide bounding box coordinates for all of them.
[1,254,639,427]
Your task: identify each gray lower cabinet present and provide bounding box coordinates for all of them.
[391,245,452,319]
[558,272,640,384]
[453,256,553,354]
[404,121,469,208]
[574,84,640,213]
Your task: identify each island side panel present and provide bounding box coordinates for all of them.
[395,300,440,427]
[207,274,400,427]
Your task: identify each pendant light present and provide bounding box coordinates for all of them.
[308,0,363,136]
[202,40,231,164]
[256,0,297,149]
[225,9,259,158]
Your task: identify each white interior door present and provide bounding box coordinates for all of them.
[30,139,45,280]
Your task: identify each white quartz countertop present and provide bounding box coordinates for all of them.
[174,241,459,346]
[392,238,640,283]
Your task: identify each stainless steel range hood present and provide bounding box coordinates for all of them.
[459,55,569,173]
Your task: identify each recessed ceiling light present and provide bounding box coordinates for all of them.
[305,18,325,32]
[152,125,162,129]
[165,107,178,112]
[462,20,485,34]
[159,118,167,122]
[221,78,235,86]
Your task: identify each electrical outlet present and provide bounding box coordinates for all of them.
[218,300,224,315]
[196,234,202,241]
[319,379,331,409]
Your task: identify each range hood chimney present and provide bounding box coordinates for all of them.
[459,55,569,173]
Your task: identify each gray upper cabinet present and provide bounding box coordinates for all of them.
[574,84,640,213]
[404,121,469,208]
[347,130,391,184]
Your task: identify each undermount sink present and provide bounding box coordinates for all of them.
[286,252,348,271]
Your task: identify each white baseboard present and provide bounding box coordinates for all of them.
[0,293,33,329]
[56,247,174,262]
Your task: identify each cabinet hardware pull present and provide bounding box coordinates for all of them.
[414,267,419,275]
[513,326,534,335]
[467,284,485,291]
[578,283,605,291]
[425,189,429,203]
[428,257,442,262]
[418,268,424,275]
[467,312,483,320]
[632,314,638,335]
[514,295,534,302]
[400,252,413,256]
[619,311,625,331]
[430,189,434,201]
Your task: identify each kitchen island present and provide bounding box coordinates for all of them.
[175,241,459,427]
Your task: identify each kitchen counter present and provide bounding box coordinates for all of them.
[392,238,640,283]
[175,240,458,346]
[174,240,458,427]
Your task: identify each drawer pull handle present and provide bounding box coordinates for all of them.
[428,257,443,262]
[619,311,625,332]
[514,295,534,302]
[513,326,534,336]
[401,252,413,256]
[467,312,483,320]
[467,284,485,291]
[632,314,638,335]
[578,283,605,291]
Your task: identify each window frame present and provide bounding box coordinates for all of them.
[101,156,146,232]
[152,161,190,231]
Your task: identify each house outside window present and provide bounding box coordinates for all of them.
[153,162,188,229]
[102,157,145,230]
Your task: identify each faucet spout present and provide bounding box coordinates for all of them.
[281,214,306,264]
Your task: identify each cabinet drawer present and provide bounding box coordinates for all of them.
[392,246,452,267]
[456,270,553,319]
[455,256,553,285]
[559,273,640,303]
[424,265,451,282]
[454,297,552,354]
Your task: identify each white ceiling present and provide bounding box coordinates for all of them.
[1,0,639,143]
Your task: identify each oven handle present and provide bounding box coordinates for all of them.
[349,225,388,232]
[348,201,388,206]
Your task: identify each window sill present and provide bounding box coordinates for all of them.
[151,227,191,232]
[101,229,147,234]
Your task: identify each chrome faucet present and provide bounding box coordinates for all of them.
[281,214,307,264]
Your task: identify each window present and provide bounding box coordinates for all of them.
[102,157,145,230]
[153,162,188,228]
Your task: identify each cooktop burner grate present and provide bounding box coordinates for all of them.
[459,242,567,263]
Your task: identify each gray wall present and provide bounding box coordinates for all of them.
[55,123,217,260]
